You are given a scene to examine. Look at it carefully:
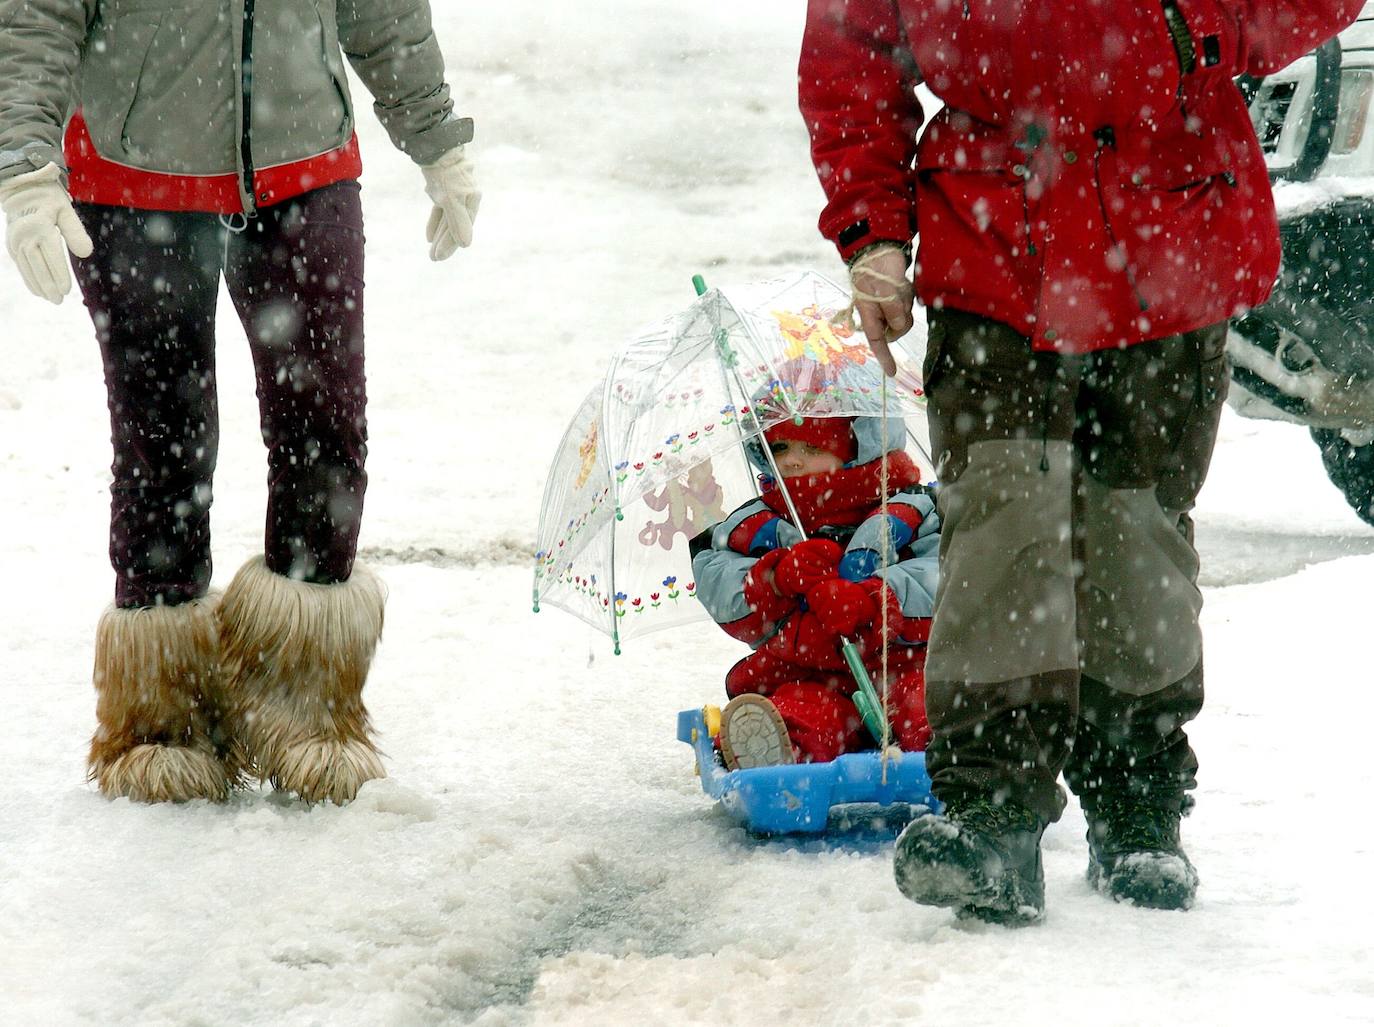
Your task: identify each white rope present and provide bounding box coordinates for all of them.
[828,301,899,782]
[840,246,908,325]
[850,268,908,304]
[879,369,893,783]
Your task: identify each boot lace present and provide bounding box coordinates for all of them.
[1093,800,1182,854]
[949,797,1042,837]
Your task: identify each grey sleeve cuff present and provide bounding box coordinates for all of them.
[378,104,474,165]
[691,548,755,625]
[0,141,66,181]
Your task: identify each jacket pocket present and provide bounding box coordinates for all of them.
[914,129,1041,308]
[81,11,164,163]
[82,4,237,174]
[1112,133,1236,192]
[313,1,355,142]
[247,0,353,167]
[1096,137,1241,325]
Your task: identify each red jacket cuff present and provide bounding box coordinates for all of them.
[830,210,918,263]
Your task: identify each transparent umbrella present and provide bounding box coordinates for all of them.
[532,269,931,730]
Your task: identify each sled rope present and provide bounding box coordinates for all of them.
[836,267,906,329]
[879,371,893,781]
[851,269,907,303]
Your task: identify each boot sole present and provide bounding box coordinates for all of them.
[1088,851,1198,910]
[719,694,794,771]
[93,743,233,803]
[894,816,1044,926]
[264,736,386,805]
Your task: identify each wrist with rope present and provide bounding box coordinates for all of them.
[846,239,912,268]
[848,240,912,305]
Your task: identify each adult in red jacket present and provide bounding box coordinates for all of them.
[800,0,1362,923]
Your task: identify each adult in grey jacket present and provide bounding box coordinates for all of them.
[0,0,481,806]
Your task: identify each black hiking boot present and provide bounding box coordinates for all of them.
[1085,800,1198,910]
[892,798,1046,926]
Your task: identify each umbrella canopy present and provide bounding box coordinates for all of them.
[533,270,930,650]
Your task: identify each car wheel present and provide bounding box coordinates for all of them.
[1311,428,1374,526]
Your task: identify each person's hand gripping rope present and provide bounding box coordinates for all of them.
[848,242,915,376]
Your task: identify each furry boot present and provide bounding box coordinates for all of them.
[220,556,386,804]
[89,595,239,802]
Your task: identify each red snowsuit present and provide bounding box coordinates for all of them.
[800,0,1365,352]
[692,451,938,762]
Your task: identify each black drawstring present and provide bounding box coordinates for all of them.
[1039,373,1053,473]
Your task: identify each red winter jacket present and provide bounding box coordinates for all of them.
[800,0,1364,352]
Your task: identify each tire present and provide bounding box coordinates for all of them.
[1311,428,1374,526]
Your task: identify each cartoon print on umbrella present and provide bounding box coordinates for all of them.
[533,270,932,670]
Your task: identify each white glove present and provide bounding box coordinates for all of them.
[0,162,94,304]
[421,146,480,260]
[848,242,915,377]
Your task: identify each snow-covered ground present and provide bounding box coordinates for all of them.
[2,4,1373,1024]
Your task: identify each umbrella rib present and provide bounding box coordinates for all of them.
[711,286,809,535]
[703,289,765,503]
[718,285,805,425]
[599,346,631,654]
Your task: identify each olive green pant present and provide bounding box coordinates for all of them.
[921,309,1225,822]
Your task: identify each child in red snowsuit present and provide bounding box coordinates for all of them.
[691,413,939,766]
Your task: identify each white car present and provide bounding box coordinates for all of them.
[1229,2,1374,523]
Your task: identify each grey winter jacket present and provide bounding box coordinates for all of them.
[0,0,472,213]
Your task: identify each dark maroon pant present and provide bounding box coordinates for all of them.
[73,182,368,608]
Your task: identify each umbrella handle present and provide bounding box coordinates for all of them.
[841,638,889,743]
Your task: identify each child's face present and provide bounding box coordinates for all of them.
[769,438,844,477]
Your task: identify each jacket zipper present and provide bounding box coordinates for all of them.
[239,0,257,216]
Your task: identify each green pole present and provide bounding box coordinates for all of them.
[693,273,888,742]
[842,639,890,743]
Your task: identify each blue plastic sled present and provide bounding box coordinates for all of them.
[677,707,941,835]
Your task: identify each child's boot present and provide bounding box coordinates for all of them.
[892,797,1046,925]
[220,556,386,804]
[89,595,238,802]
[719,694,795,770]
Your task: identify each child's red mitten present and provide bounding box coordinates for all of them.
[773,538,844,597]
[805,578,878,638]
[856,579,932,648]
[742,548,795,622]
[776,609,849,668]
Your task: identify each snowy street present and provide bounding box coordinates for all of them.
[3,3,1374,1024]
